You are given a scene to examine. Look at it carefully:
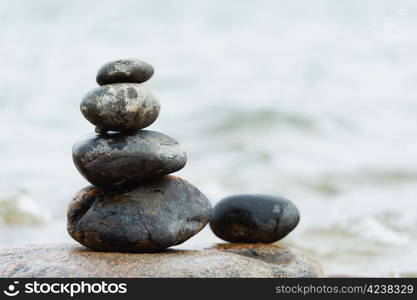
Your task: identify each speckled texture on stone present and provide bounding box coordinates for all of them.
[67,176,211,252]
[210,194,300,243]
[96,59,154,85]
[80,83,160,132]
[0,244,324,278]
[72,130,186,189]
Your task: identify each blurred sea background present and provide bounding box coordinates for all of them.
[1,0,417,277]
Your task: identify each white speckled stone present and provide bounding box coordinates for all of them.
[80,83,160,132]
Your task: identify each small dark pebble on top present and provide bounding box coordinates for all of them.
[96,58,154,85]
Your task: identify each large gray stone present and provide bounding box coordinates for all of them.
[67,176,211,252]
[0,243,324,278]
[81,83,160,132]
[72,130,186,189]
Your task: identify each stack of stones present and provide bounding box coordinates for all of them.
[67,59,212,252]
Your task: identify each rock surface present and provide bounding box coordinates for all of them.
[210,194,300,243]
[96,59,154,85]
[81,83,160,132]
[0,243,324,277]
[67,176,211,252]
[72,130,186,189]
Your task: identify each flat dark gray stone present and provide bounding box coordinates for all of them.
[96,58,154,85]
[81,83,160,132]
[72,130,186,189]
[67,176,211,252]
[0,243,324,278]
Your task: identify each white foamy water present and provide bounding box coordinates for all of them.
[1,0,417,276]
